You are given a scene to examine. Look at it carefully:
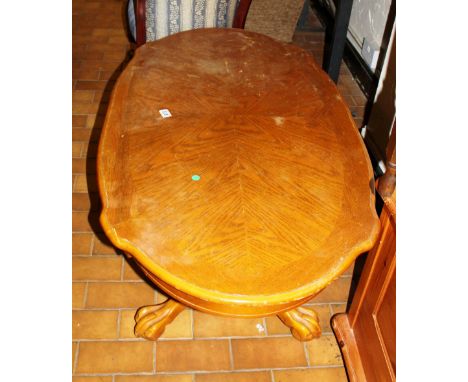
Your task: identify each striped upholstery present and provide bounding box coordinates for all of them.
[128,0,241,42]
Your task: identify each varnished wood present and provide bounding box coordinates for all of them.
[232,0,253,29]
[135,299,185,340]
[278,306,321,341]
[134,0,146,47]
[332,122,396,379]
[332,314,367,381]
[378,122,396,201]
[97,29,379,338]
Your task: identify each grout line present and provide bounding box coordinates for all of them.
[73,365,345,377]
[120,256,125,281]
[72,254,120,258]
[116,309,122,339]
[153,341,157,373]
[88,234,96,256]
[270,369,276,382]
[328,303,334,317]
[303,340,311,367]
[83,282,89,308]
[190,309,194,339]
[70,331,333,340]
[88,234,94,256]
[72,175,77,193]
[73,341,80,375]
[262,317,268,336]
[228,338,234,370]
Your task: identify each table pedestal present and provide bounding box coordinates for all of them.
[134,298,321,341]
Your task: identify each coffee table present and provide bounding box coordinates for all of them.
[97,28,380,341]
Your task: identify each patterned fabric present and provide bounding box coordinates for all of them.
[128,0,241,41]
[128,0,137,39]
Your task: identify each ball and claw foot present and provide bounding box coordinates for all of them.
[134,299,185,340]
[277,306,322,341]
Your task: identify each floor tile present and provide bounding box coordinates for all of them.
[76,341,153,373]
[264,316,290,335]
[305,335,343,366]
[73,282,87,309]
[331,303,347,315]
[120,309,192,339]
[196,371,271,382]
[73,115,88,128]
[73,174,91,193]
[73,90,95,103]
[123,260,144,280]
[73,192,99,211]
[156,339,231,372]
[342,261,355,276]
[72,233,93,255]
[72,211,93,232]
[73,142,83,158]
[73,377,113,382]
[116,376,193,382]
[274,367,347,382]
[72,127,93,142]
[231,337,307,369]
[73,341,78,369]
[72,158,88,174]
[72,310,119,339]
[310,278,351,303]
[72,257,122,280]
[75,80,109,91]
[194,311,266,338]
[86,282,155,308]
[93,236,119,255]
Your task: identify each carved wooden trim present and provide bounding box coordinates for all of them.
[278,306,321,341]
[134,299,185,340]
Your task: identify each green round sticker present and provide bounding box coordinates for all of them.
[191,174,201,181]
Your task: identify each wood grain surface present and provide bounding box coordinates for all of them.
[97,29,379,310]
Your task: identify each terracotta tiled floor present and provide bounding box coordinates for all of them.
[72,1,367,381]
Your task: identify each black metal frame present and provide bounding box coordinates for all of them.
[322,0,354,83]
[313,0,395,99]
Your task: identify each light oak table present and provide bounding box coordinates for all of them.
[97,28,380,341]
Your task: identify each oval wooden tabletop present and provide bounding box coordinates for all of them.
[98,28,380,305]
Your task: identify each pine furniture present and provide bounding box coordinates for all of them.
[97,28,380,341]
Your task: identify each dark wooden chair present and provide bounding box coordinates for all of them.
[128,0,253,47]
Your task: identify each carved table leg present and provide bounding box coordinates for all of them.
[134,299,185,340]
[277,306,321,341]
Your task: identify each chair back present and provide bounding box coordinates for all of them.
[129,0,253,46]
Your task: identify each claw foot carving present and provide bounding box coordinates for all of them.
[277,306,321,341]
[134,299,185,340]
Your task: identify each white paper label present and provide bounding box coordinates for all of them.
[159,109,172,118]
